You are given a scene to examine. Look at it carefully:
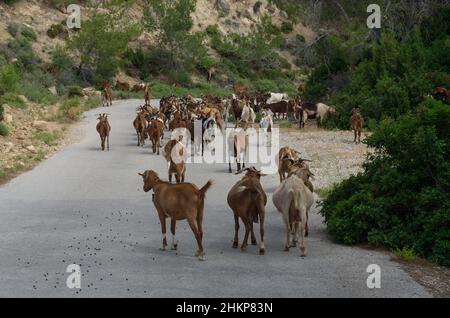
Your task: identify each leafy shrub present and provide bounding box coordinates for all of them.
[280,21,293,34]
[0,92,26,109]
[21,26,37,41]
[67,85,83,97]
[7,22,19,37]
[320,99,450,266]
[0,64,19,94]
[58,98,81,121]
[0,122,9,136]
[2,36,40,68]
[20,81,57,105]
[47,23,66,39]
[253,1,262,13]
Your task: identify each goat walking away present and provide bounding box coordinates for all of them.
[163,138,186,183]
[133,111,147,147]
[148,117,164,155]
[227,167,267,255]
[139,170,213,261]
[102,81,112,107]
[227,121,249,173]
[96,113,111,151]
[350,108,364,144]
[273,174,314,257]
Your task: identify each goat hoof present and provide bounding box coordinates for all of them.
[251,240,257,245]
[232,242,238,248]
[198,254,206,261]
[159,247,167,251]
[300,247,306,257]
[240,246,247,252]
[171,244,178,250]
[259,249,265,255]
[284,246,290,252]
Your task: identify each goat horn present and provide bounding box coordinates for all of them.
[138,172,145,176]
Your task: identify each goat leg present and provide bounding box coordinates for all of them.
[241,221,250,251]
[159,215,168,251]
[250,224,257,245]
[170,219,178,250]
[232,214,239,248]
[187,218,204,261]
[291,222,299,247]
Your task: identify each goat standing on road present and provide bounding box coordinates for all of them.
[96,113,111,151]
[133,111,147,147]
[138,170,213,261]
[227,167,267,255]
[273,174,314,257]
[102,81,112,107]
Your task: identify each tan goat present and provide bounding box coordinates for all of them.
[273,174,314,257]
[227,167,267,255]
[138,170,212,260]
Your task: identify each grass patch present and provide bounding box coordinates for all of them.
[0,92,26,109]
[84,95,102,111]
[57,98,81,122]
[393,247,417,262]
[32,130,62,146]
[0,122,9,136]
[278,120,293,129]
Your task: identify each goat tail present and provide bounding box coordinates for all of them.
[198,180,213,198]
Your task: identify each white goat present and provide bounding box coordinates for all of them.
[272,175,314,256]
[259,109,273,146]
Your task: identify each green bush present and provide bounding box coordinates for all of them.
[0,122,9,136]
[0,92,26,109]
[20,81,57,105]
[47,23,66,39]
[320,99,450,266]
[253,1,263,13]
[21,26,37,42]
[67,85,83,97]
[0,64,19,94]
[7,22,19,37]
[58,98,81,121]
[280,21,293,34]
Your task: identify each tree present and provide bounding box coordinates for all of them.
[68,8,140,84]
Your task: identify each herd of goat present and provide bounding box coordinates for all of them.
[95,82,366,260]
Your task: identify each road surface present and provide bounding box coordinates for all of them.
[0,99,430,297]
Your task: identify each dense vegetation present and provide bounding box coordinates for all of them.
[307,3,450,265]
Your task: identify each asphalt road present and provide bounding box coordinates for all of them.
[0,99,430,297]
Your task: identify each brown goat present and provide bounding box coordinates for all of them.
[148,117,164,155]
[144,84,151,106]
[102,81,112,107]
[276,146,300,183]
[115,80,130,91]
[350,108,364,144]
[227,167,267,255]
[138,170,212,260]
[133,111,147,147]
[163,138,186,183]
[96,113,111,151]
